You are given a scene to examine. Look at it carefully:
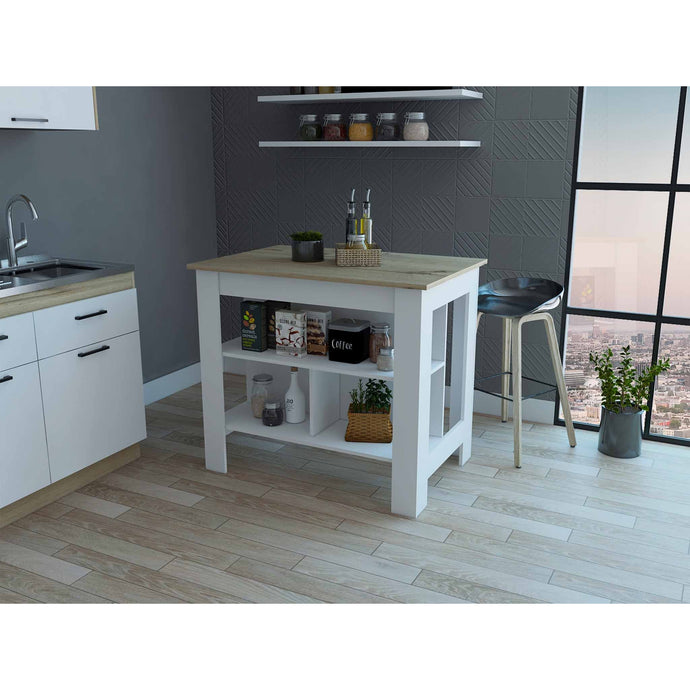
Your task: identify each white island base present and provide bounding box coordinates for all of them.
[190,246,485,518]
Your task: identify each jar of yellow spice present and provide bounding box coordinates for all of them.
[348,113,373,141]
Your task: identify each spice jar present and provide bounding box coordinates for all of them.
[369,323,392,363]
[403,112,429,141]
[250,373,273,419]
[347,234,367,249]
[377,347,394,372]
[349,113,374,141]
[323,114,347,141]
[375,113,400,141]
[299,114,322,141]
[262,401,284,427]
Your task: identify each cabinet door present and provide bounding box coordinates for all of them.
[0,363,51,508]
[0,312,37,371]
[40,331,146,482]
[0,87,97,130]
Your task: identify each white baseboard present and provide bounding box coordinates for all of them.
[446,386,555,425]
[144,363,201,405]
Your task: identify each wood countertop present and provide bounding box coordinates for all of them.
[187,245,486,290]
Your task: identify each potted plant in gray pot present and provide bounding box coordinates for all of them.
[589,345,670,458]
[291,231,324,262]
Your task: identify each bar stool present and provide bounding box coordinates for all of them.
[476,277,576,468]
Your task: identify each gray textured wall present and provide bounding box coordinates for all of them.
[211,87,578,392]
[0,87,217,382]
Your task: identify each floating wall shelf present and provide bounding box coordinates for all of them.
[257,88,483,104]
[258,140,481,149]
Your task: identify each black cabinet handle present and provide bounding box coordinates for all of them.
[78,344,110,358]
[11,117,49,123]
[0,375,13,384]
[0,334,7,341]
[75,309,108,321]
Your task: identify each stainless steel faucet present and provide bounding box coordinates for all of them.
[5,194,39,268]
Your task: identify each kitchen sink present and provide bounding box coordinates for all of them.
[0,256,134,298]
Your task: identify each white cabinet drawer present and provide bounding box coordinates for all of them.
[0,362,51,508]
[0,312,37,371]
[34,288,139,359]
[40,331,146,482]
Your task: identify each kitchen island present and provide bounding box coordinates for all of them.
[188,246,486,518]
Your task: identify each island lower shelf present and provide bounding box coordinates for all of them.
[225,402,392,462]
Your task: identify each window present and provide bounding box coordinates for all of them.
[560,87,690,446]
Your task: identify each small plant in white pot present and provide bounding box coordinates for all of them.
[589,345,670,458]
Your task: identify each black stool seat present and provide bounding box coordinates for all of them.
[477,277,563,318]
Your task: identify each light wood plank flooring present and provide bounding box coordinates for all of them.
[2,373,690,604]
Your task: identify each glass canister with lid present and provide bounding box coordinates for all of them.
[369,322,392,363]
[348,113,374,141]
[299,114,322,141]
[262,400,284,427]
[375,113,400,141]
[377,347,394,372]
[403,112,430,141]
[323,114,347,141]
[251,373,273,418]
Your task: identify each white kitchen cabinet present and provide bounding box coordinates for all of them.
[40,331,146,482]
[0,87,97,130]
[0,362,51,507]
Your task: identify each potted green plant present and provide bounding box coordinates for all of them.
[291,231,324,263]
[345,378,393,443]
[589,345,670,458]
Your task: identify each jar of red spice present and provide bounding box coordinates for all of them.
[323,114,346,141]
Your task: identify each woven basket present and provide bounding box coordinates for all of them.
[344,405,393,443]
[336,243,382,267]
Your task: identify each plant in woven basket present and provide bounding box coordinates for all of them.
[345,378,393,443]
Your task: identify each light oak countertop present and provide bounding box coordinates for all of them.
[188,245,486,291]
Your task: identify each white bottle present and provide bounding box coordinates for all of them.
[284,367,306,423]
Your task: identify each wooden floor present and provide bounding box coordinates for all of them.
[2,373,690,603]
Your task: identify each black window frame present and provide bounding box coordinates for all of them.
[556,86,690,447]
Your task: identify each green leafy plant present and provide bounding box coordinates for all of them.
[589,345,670,413]
[291,231,323,242]
[349,378,392,414]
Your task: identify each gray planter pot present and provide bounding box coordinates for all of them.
[598,406,643,458]
[291,239,324,262]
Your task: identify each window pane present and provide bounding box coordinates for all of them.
[569,190,668,314]
[651,325,690,439]
[663,192,690,317]
[677,95,690,183]
[562,315,654,425]
[578,87,679,183]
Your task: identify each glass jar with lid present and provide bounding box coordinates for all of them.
[375,113,400,141]
[262,400,284,427]
[299,114,322,141]
[403,112,429,141]
[251,373,273,418]
[347,234,367,249]
[369,322,392,363]
[377,347,394,372]
[348,113,374,141]
[323,114,347,141]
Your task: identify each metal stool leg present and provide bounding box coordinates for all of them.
[543,312,577,448]
[501,317,511,423]
[511,317,522,468]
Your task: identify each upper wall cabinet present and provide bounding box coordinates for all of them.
[0,87,98,131]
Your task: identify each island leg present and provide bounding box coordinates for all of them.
[450,274,479,464]
[392,289,432,518]
[196,270,228,473]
